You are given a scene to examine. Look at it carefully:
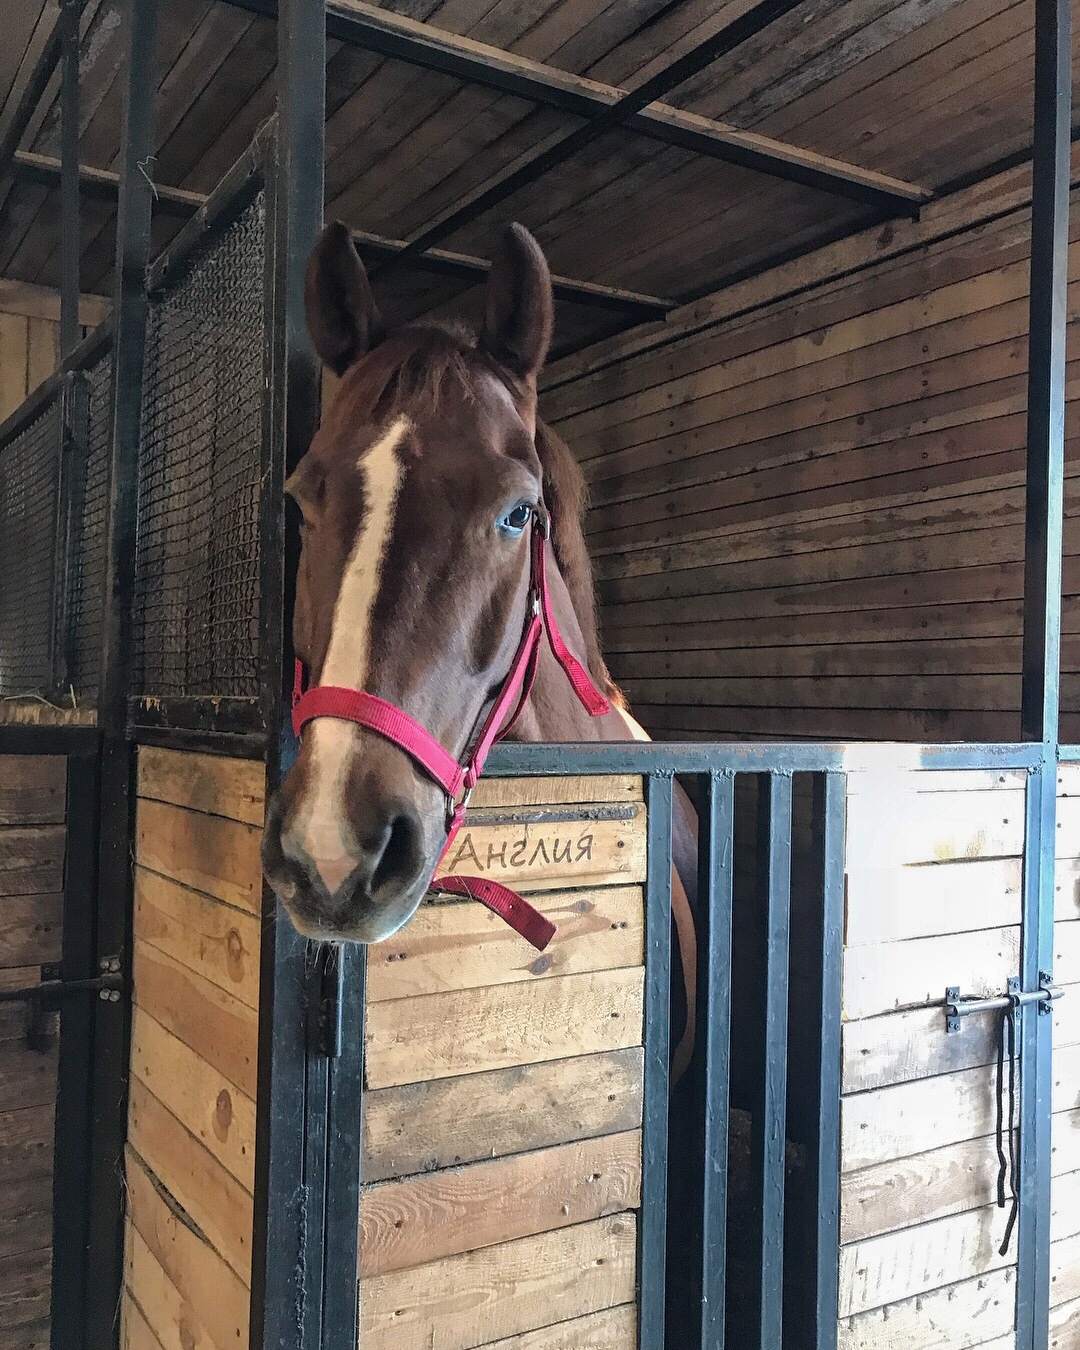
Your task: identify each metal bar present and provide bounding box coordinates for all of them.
[749,771,793,1349]
[219,0,926,212]
[51,370,89,697]
[0,322,111,452]
[127,693,263,738]
[59,0,82,357]
[371,0,820,278]
[485,741,1045,778]
[1020,0,1071,746]
[945,983,1062,1021]
[86,0,158,1340]
[0,724,99,755]
[1016,759,1057,1350]
[809,772,845,1350]
[640,772,673,1350]
[697,770,735,1349]
[0,14,62,180]
[1060,744,1080,760]
[2,153,672,317]
[47,748,99,1350]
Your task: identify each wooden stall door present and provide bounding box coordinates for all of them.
[0,756,66,1350]
[121,748,263,1350]
[838,765,1080,1349]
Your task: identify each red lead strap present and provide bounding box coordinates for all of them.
[291,511,610,951]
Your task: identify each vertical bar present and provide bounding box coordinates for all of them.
[750,771,793,1350]
[1016,761,1056,1349]
[48,748,100,1350]
[1020,0,1070,746]
[59,0,82,358]
[698,770,735,1349]
[640,771,673,1350]
[808,772,846,1350]
[51,371,88,698]
[87,0,158,1342]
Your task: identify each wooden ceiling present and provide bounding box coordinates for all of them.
[0,0,1073,355]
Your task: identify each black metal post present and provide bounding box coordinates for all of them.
[640,772,673,1350]
[696,770,735,1349]
[749,771,793,1350]
[59,0,82,358]
[1017,0,1069,1337]
[47,746,100,1350]
[808,773,845,1350]
[89,0,158,1339]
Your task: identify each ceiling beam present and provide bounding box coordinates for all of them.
[220,0,930,214]
[0,15,63,182]
[5,151,674,318]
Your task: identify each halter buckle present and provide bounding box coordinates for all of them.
[447,784,474,832]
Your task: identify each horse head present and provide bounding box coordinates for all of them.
[261,221,617,943]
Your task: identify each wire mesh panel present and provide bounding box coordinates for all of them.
[0,402,60,698]
[133,192,265,699]
[68,350,113,704]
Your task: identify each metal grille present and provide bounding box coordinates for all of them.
[0,403,60,698]
[133,192,265,699]
[69,352,113,703]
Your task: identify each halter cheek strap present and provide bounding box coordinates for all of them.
[291,511,610,951]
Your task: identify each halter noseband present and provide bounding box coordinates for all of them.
[291,509,610,950]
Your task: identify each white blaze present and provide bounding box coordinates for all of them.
[298,417,408,888]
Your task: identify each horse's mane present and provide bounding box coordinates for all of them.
[336,323,624,708]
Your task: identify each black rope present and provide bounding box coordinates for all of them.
[995,1001,1020,1257]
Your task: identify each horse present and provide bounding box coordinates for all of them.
[260,218,701,1085]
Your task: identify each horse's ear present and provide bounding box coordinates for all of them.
[305,221,384,376]
[480,223,553,383]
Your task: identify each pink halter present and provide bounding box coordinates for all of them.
[291,510,610,950]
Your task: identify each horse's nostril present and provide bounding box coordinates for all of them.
[370,806,424,899]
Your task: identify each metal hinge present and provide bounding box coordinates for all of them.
[0,956,126,1051]
[945,972,1063,1033]
[314,944,343,1060]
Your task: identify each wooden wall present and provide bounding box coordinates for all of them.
[836,765,1080,1348]
[541,154,1080,744]
[121,748,262,1350]
[0,755,65,1350]
[359,773,646,1349]
[0,280,108,423]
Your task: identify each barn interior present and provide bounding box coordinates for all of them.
[0,2,1077,1350]
[1,0,1074,743]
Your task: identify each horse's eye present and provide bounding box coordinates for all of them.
[498,502,533,537]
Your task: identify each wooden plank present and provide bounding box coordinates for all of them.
[842,926,1021,1020]
[125,1149,248,1350]
[363,1047,644,1183]
[1051,1294,1080,1346]
[0,826,64,897]
[125,1222,221,1350]
[132,942,258,1099]
[0,1170,50,1261]
[0,311,28,422]
[845,857,1022,945]
[128,1076,252,1285]
[134,868,259,1009]
[135,798,261,915]
[1051,1234,1080,1312]
[843,1043,1080,1170]
[438,805,647,893]
[0,757,64,826]
[839,1200,1015,1317]
[130,1007,255,1192]
[837,1264,1016,1350]
[24,319,56,395]
[0,1105,54,1186]
[0,1246,51,1336]
[846,785,1026,868]
[0,893,62,968]
[365,968,644,1088]
[137,748,264,827]
[359,1214,637,1350]
[366,885,643,1001]
[0,1041,57,1112]
[842,1109,1080,1243]
[121,1288,166,1350]
[469,1306,636,1349]
[468,777,642,809]
[0,279,109,326]
[360,1130,640,1277]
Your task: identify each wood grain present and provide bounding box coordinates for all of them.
[0,827,64,897]
[0,893,62,969]
[359,1214,637,1350]
[365,885,643,1001]
[0,757,64,826]
[360,1131,640,1276]
[838,1264,1016,1350]
[469,1305,636,1349]
[363,1047,643,1182]
[137,747,265,827]
[365,967,644,1088]
[135,799,262,915]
